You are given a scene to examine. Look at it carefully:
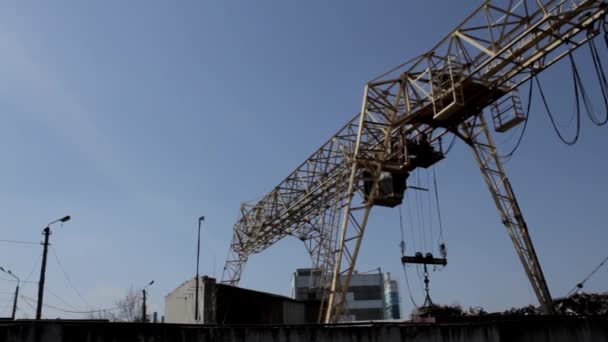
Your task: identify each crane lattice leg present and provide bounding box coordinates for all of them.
[459,114,555,314]
[324,85,393,323]
[323,188,375,323]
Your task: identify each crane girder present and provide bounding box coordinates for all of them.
[222,0,608,322]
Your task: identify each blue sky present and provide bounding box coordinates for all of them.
[0,1,607,319]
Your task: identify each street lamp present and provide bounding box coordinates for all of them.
[195,216,204,322]
[142,280,154,323]
[36,215,71,320]
[0,267,19,320]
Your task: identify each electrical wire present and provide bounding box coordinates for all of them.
[498,41,608,158]
[444,134,458,155]
[0,239,39,245]
[0,277,38,284]
[570,48,604,128]
[500,76,534,160]
[425,170,434,254]
[603,15,608,48]
[20,294,143,315]
[35,297,82,319]
[536,61,581,145]
[50,246,91,308]
[397,203,419,310]
[405,192,416,253]
[414,171,427,251]
[0,299,12,317]
[0,290,16,317]
[5,252,44,319]
[567,254,608,296]
[46,288,83,312]
[398,204,406,257]
[432,167,446,248]
[401,264,420,309]
[587,39,608,126]
[19,296,38,318]
[24,254,41,281]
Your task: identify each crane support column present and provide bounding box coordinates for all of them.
[460,114,555,314]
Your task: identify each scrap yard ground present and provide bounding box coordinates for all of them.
[1,317,607,342]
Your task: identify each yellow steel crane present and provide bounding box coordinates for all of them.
[222,0,608,322]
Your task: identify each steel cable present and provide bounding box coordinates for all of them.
[587,39,608,126]
[535,57,581,146]
[500,76,534,160]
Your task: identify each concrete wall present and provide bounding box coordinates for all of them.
[165,278,202,324]
[1,317,606,342]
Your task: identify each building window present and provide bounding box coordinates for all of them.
[348,308,384,321]
[350,286,382,300]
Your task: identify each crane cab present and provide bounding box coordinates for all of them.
[406,135,444,169]
[362,170,409,208]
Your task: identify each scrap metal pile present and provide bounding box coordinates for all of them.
[412,292,608,319]
[502,292,608,316]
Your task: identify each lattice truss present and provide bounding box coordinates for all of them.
[222,0,607,322]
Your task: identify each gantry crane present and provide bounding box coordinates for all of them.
[222,0,608,322]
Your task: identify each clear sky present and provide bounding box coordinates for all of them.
[0,1,607,320]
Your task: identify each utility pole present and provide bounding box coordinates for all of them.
[36,215,70,320]
[142,288,147,322]
[0,267,19,320]
[142,280,154,323]
[195,216,204,322]
[12,282,19,320]
[36,227,50,320]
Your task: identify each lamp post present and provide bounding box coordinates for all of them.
[142,280,154,322]
[0,267,19,320]
[36,215,70,320]
[195,216,204,322]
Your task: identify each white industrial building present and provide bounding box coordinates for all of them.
[165,277,203,324]
[291,268,393,321]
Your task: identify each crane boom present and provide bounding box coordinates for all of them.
[222,0,608,322]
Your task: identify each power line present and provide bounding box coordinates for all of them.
[19,251,44,290]
[21,295,142,315]
[0,293,14,317]
[6,251,46,319]
[567,254,608,296]
[0,299,12,317]
[46,288,83,312]
[0,277,37,284]
[20,296,38,318]
[50,246,91,308]
[0,239,39,245]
